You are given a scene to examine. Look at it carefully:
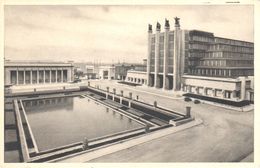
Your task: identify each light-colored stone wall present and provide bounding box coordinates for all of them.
[125,71,147,84]
[182,75,254,101]
[98,66,115,80]
[183,77,239,91]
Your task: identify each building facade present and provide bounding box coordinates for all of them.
[4,60,74,86]
[125,70,147,85]
[147,18,254,102]
[182,75,254,102]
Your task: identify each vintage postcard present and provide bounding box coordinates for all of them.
[1,0,258,167]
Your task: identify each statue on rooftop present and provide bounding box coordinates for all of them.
[156,22,161,30]
[174,17,180,26]
[165,18,170,28]
[148,24,152,31]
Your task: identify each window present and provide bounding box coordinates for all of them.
[151,37,155,43]
[10,71,17,84]
[160,36,164,42]
[169,35,174,41]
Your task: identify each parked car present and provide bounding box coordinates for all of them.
[194,99,201,104]
[184,97,192,102]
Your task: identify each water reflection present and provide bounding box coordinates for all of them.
[23,97,74,113]
[23,96,143,151]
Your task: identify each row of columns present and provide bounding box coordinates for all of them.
[147,18,183,91]
[11,69,67,85]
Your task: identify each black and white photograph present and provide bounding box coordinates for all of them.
[1,0,258,165]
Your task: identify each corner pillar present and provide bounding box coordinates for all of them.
[154,22,161,88]
[163,19,170,90]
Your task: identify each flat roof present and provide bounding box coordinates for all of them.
[214,36,254,44]
[4,60,73,67]
[128,70,147,74]
[182,74,254,82]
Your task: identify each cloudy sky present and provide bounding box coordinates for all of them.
[4,5,253,63]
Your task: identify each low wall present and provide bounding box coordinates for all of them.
[169,117,194,127]
[5,85,82,97]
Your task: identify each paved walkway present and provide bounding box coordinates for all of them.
[57,119,202,162]
[4,97,21,162]
[9,82,81,93]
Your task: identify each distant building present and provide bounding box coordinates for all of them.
[146,18,254,102]
[73,62,117,80]
[115,62,146,80]
[98,65,115,80]
[82,65,97,79]
[73,63,99,79]
[4,60,74,86]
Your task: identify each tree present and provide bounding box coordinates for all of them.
[74,68,84,78]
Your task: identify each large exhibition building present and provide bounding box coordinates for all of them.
[144,18,254,102]
[147,18,254,100]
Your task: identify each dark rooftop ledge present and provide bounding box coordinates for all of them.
[183,93,252,107]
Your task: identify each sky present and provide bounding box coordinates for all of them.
[4,5,254,64]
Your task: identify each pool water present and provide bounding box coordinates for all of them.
[23,96,143,152]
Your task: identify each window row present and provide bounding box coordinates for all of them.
[214,38,253,47]
[189,52,205,58]
[226,60,254,66]
[199,60,226,67]
[189,68,232,77]
[222,52,253,59]
[190,35,214,43]
[209,44,253,53]
[189,43,209,50]
[189,68,254,77]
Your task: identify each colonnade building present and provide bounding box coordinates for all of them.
[147,18,254,102]
[4,60,74,86]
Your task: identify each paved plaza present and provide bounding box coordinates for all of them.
[83,80,254,162]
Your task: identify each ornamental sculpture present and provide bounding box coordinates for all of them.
[165,18,170,28]
[174,17,180,26]
[148,24,152,31]
[156,22,161,30]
